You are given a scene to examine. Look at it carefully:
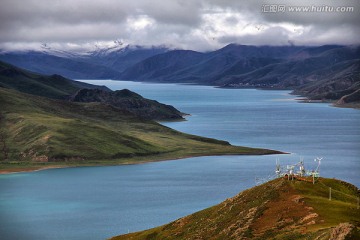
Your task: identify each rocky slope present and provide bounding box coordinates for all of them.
[111,177,360,240]
[69,88,185,120]
[221,46,360,106]
[120,44,360,106]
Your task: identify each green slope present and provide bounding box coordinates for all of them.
[0,60,109,99]
[0,87,279,170]
[112,178,360,240]
[0,60,186,120]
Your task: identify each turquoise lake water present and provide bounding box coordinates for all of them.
[0,81,359,239]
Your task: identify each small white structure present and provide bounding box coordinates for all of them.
[275,157,323,183]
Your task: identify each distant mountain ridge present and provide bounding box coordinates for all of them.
[0,44,169,79]
[120,44,360,106]
[1,44,359,106]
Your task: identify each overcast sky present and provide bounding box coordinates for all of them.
[0,0,359,51]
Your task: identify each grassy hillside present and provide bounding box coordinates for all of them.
[112,177,360,240]
[0,87,279,171]
[0,60,109,99]
[0,60,186,120]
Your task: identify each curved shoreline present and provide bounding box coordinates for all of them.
[0,149,286,175]
[0,165,70,175]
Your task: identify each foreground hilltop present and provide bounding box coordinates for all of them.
[112,177,360,240]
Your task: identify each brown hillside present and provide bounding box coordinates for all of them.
[111,177,360,240]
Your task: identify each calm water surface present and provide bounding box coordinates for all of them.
[0,80,359,240]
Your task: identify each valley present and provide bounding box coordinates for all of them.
[1,44,359,108]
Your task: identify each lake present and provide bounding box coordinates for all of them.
[0,80,359,240]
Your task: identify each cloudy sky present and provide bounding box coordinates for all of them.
[0,0,359,51]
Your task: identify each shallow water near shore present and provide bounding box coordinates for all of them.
[0,80,359,240]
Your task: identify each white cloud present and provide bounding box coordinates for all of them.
[127,15,155,31]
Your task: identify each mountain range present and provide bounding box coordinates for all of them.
[1,44,359,106]
[0,44,168,79]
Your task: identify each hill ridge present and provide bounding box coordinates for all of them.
[0,60,185,120]
[69,88,185,120]
[111,177,360,240]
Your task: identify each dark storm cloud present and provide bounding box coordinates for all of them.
[0,0,202,41]
[0,0,126,42]
[0,1,126,27]
[0,0,358,51]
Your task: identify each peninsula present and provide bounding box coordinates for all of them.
[0,61,281,173]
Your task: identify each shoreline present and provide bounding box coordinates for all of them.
[0,150,286,175]
[0,165,71,175]
[218,85,360,110]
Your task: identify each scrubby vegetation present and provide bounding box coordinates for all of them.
[111,177,360,240]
